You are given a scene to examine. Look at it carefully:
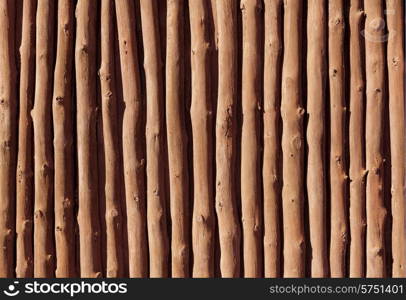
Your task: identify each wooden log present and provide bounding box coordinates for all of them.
[281,0,305,278]
[364,0,387,278]
[328,0,348,278]
[166,0,190,278]
[32,0,55,278]
[348,0,366,278]
[386,0,405,278]
[99,0,124,278]
[53,0,76,278]
[115,0,148,277]
[263,0,282,278]
[75,0,102,278]
[15,0,35,278]
[306,0,328,277]
[188,0,215,278]
[215,0,241,278]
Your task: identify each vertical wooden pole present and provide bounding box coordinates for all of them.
[32,0,55,278]
[16,0,35,278]
[281,0,305,278]
[75,0,103,278]
[53,0,76,278]
[166,0,190,278]
[115,0,148,277]
[307,0,328,277]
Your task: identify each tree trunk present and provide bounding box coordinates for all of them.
[100,0,124,278]
[281,0,305,278]
[16,0,35,278]
[0,0,16,278]
[188,0,215,278]
[215,0,241,278]
[115,0,148,277]
[75,0,102,278]
[53,0,76,278]
[240,0,263,278]
[263,0,282,279]
[328,0,348,278]
[364,0,386,278]
[32,0,55,278]
[139,0,169,278]
[348,0,366,278]
[306,0,328,278]
[387,0,406,278]
[166,0,190,278]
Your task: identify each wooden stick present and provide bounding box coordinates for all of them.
[140,0,169,278]
[307,0,328,277]
[166,0,190,278]
[240,0,263,278]
[53,0,76,278]
[115,0,148,277]
[281,0,305,278]
[328,0,348,278]
[263,0,282,278]
[188,0,215,278]
[364,0,387,278]
[75,0,102,278]
[32,0,55,278]
[215,0,241,278]
[0,0,16,278]
[386,0,405,278]
[16,0,35,278]
[349,0,366,278]
[100,0,124,278]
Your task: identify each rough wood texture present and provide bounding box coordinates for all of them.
[306,0,328,278]
[166,0,190,278]
[53,0,75,278]
[281,0,305,278]
[15,0,35,278]
[215,0,241,278]
[75,0,102,278]
[189,0,215,278]
[386,0,405,278]
[241,0,263,278]
[100,0,124,278]
[115,0,148,277]
[348,0,366,278]
[0,0,16,278]
[328,0,348,278]
[263,0,282,278]
[140,0,170,278]
[32,0,55,278]
[364,0,387,278]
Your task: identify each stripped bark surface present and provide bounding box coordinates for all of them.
[32,0,55,278]
[75,0,102,278]
[0,0,16,278]
[364,0,387,278]
[328,0,348,278]
[140,0,169,278]
[53,0,75,278]
[386,0,406,278]
[189,0,215,278]
[166,0,190,278]
[306,0,328,277]
[215,0,241,278]
[240,0,263,278]
[263,0,282,278]
[115,0,148,277]
[100,0,124,278]
[281,0,305,278]
[16,0,35,278]
[348,0,366,278]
